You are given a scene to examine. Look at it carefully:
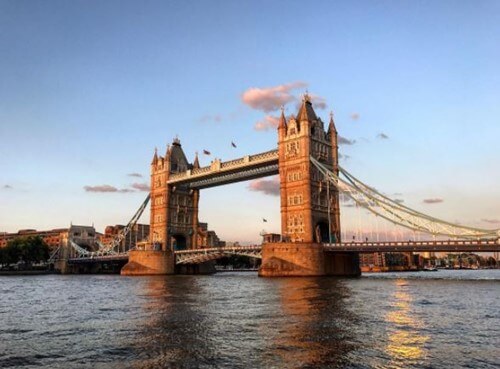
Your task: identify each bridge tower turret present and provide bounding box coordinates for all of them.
[260,93,358,277]
[149,138,200,251]
[278,93,340,243]
[150,147,169,249]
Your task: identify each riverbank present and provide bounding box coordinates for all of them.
[0,270,55,276]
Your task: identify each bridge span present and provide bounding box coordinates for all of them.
[67,239,499,266]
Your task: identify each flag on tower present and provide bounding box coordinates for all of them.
[203,149,211,155]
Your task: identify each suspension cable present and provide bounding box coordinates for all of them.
[310,156,498,239]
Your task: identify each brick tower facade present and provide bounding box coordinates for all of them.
[278,94,341,244]
[149,138,200,251]
[260,94,359,277]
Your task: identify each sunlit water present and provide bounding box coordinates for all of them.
[0,270,498,368]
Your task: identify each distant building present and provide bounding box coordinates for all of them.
[196,222,224,248]
[360,252,415,272]
[99,223,150,252]
[0,228,69,251]
[0,225,99,257]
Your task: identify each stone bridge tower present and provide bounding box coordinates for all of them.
[278,94,341,244]
[259,94,359,277]
[149,138,200,251]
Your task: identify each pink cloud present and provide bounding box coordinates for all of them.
[84,185,133,193]
[310,93,327,110]
[131,183,150,192]
[254,115,280,131]
[294,93,328,111]
[242,81,308,112]
[248,176,280,196]
[423,198,444,204]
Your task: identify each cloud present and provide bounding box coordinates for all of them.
[84,185,133,193]
[481,218,500,224]
[310,94,327,110]
[377,133,389,139]
[242,81,307,112]
[131,183,150,192]
[3,185,12,189]
[350,113,360,121]
[199,114,223,123]
[339,153,351,160]
[294,93,328,111]
[248,177,280,196]
[338,136,356,145]
[254,115,280,131]
[423,198,444,204]
[127,173,143,178]
[393,192,403,196]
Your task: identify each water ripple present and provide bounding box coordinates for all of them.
[0,270,498,368]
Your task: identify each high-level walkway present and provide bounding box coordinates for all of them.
[168,150,278,189]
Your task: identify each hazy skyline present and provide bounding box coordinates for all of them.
[1,0,499,243]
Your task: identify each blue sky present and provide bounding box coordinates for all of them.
[1,0,499,243]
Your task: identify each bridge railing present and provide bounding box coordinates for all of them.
[324,239,499,247]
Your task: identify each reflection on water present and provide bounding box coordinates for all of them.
[385,280,429,367]
[129,276,357,369]
[271,278,356,368]
[0,270,498,369]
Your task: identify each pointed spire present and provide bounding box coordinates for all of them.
[278,106,287,130]
[193,151,200,169]
[151,147,158,165]
[296,91,317,122]
[165,144,171,159]
[328,110,337,134]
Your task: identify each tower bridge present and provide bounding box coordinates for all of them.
[59,94,500,275]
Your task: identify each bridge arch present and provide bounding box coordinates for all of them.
[172,234,187,251]
[315,220,330,243]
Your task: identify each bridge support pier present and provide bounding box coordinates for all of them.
[258,243,360,277]
[54,259,69,274]
[121,250,175,276]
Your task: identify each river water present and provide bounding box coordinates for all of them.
[0,270,498,369]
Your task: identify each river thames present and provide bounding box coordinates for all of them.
[1,270,498,369]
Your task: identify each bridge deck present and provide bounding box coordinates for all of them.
[67,254,129,264]
[324,239,499,253]
[66,240,499,264]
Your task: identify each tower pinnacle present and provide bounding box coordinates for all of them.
[297,92,317,122]
[193,151,200,169]
[151,147,158,165]
[328,110,337,133]
[278,105,287,130]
